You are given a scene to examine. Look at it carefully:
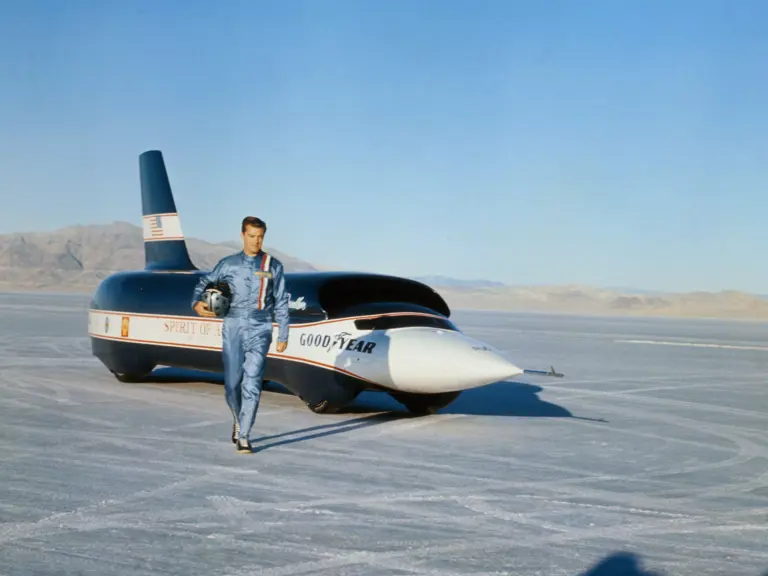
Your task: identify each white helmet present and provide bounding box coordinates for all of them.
[202,285,230,317]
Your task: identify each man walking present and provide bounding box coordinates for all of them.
[191,216,290,453]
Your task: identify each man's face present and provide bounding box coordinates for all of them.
[241,225,265,255]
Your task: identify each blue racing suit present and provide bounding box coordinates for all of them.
[190,250,290,441]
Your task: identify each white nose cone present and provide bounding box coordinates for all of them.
[379,327,523,394]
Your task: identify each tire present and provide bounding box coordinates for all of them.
[391,391,461,415]
[109,360,156,383]
[110,370,152,383]
[306,399,342,414]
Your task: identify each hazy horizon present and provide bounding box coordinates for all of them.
[3,217,768,298]
[2,1,767,293]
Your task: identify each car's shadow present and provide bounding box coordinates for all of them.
[348,380,605,422]
[141,367,604,422]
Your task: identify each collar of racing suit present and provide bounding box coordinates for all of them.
[240,250,262,262]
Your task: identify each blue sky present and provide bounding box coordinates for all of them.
[1,0,767,293]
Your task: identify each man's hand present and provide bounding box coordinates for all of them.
[276,341,288,353]
[193,301,216,318]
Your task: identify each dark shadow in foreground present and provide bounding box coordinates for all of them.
[578,552,665,576]
[577,549,765,575]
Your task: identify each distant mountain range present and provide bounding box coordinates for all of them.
[0,221,318,293]
[431,283,768,320]
[2,222,768,321]
[409,275,506,289]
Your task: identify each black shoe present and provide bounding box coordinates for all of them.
[236,437,253,453]
[232,421,240,444]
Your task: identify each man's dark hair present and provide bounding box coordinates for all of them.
[242,216,267,233]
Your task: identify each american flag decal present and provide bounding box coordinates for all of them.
[142,212,183,242]
[149,215,163,237]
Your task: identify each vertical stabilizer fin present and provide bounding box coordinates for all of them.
[138,150,197,271]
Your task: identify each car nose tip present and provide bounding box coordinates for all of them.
[470,349,524,383]
[384,328,525,393]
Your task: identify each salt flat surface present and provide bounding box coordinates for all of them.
[1,292,767,575]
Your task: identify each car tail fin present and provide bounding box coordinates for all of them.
[138,150,197,271]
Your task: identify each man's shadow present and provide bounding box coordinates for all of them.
[251,411,407,452]
[139,367,411,451]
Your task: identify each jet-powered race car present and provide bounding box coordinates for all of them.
[87,150,563,415]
